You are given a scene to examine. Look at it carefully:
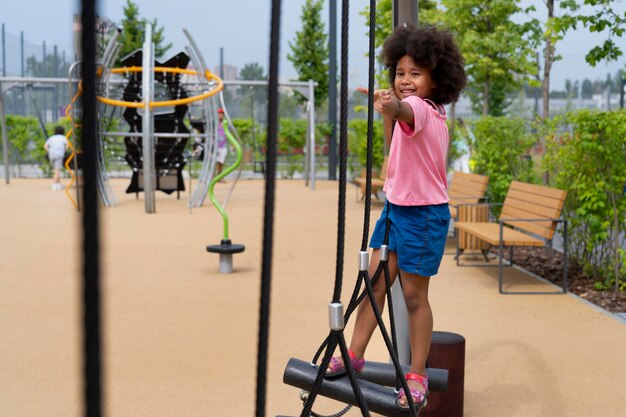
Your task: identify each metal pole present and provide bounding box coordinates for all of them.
[1,86,10,184]
[328,0,337,180]
[394,0,419,26]
[390,0,419,367]
[142,23,155,213]
[620,77,625,109]
[309,79,316,190]
[20,32,24,77]
[54,45,59,78]
[304,104,310,186]
[219,47,224,79]
[2,24,5,77]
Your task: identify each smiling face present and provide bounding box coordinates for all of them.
[393,55,436,100]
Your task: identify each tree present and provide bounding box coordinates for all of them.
[558,0,626,67]
[540,0,626,118]
[239,62,265,82]
[238,63,267,154]
[581,78,594,98]
[441,0,541,116]
[117,0,172,63]
[96,16,119,60]
[26,53,70,77]
[238,63,267,119]
[287,0,328,108]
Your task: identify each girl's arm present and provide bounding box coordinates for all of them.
[356,87,414,125]
[378,92,414,125]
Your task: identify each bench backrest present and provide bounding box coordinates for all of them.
[448,171,489,206]
[500,181,567,241]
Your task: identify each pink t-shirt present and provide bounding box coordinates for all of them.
[383,95,449,206]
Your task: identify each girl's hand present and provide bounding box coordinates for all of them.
[356,87,398,115]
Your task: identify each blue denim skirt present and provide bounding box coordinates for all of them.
[369,202,450,277]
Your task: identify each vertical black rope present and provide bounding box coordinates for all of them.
[332,0,350,304]
[255,1,281,417]
[81,0,102,416]
[301,2,371,416]
[393,0,399,28]
[360,0,377,252]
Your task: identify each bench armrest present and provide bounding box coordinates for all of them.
[498,217,568,245]
[499,217,566,223]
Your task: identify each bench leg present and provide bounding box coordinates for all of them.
[562,220,569,293]
[456,232,462,266]
[500,226,567,295]
[498,224,505,294]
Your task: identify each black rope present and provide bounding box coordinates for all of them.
[255,1,281,417]
[332,0,349,304]
[311,405,352,417]
[393,0,399,28]
[359,0,377,253]
[81,0,102,416]
[301,1,371,416]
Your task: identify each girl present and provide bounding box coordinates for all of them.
[326,24,466,411]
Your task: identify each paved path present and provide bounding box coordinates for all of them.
[1,179,625,417]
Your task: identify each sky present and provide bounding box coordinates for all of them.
[1,0,625,91]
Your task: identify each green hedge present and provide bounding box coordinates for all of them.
[469,115,537,212]
[543,109,626,292]
[347,119,385,178]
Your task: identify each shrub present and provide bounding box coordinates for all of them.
[470,116,537,213]
[6,115,48,175]
[347,118,384,178]
[543,109,626,292]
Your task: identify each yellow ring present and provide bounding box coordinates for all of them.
[96,68,222,108]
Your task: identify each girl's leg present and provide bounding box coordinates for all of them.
[327,248,399,371]
[397,271,432,407]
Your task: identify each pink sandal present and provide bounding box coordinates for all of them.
[325,349,365,378]
[396,372,429,410]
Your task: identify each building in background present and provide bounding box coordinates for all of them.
[214,63,237,81]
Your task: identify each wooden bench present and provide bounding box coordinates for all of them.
[448,171,489,219]
[454,181,568,294]
[448,172,490,254]
[354,157,388,201]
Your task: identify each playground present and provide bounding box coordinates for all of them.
[1,178,626,417]
[2,0,626,416]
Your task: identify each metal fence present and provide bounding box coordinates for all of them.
[1,23,72,78]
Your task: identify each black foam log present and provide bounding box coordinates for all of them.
[360,361,448,392]
[283,358,446,417]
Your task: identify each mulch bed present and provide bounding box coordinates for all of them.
[502,247,626,314]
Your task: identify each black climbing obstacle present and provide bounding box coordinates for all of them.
[358,360,447,391]
[121,51,191,198]
[283,358,448,417]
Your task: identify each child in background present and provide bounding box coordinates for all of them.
[326,24,466,411]
[44,126,68,191]
[215,108,228,182]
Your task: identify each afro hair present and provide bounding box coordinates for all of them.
[381,24,467,105]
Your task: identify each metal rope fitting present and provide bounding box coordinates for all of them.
[380,245,389,261]
[328,302,344,330]
[358,251,369,271]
